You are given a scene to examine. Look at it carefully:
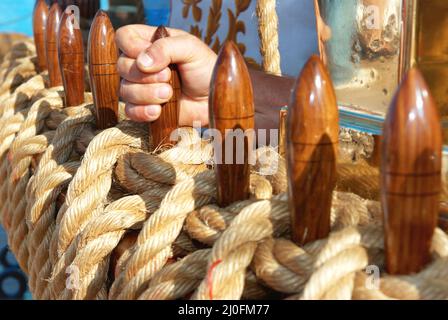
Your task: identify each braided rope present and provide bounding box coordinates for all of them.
[256,0,281,75]
[0,51,95,297]
[0,74,46,121]
[43,122,150,298]
[25,98,117,299]
[28,161,80,298]
[108,170,216,300]
[55,195,150,299]
[6,90,72,274]
[192,195,288,299]
[337,160,380,201]
[0,57,37,98]
[109,151,281,301]
[26,112,96,298]
[1,39,448,301]
[140,187,447,301]
[0,86,59,230]
[0,40,35,69]
[15,102,93,296]
[54,122,149,255]
[48,129,212,299]
[49,130,211,299]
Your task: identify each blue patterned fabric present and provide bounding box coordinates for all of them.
[0,226,29,299]
[142,0,171,26]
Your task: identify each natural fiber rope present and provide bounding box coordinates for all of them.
[256,0,281,75]
[48,128,213,299]
[6,93,64,272]
[0,39,38,99]
[0,51,95,298]
[26,103,96,299]
[0,57,37,98]
[4,106,445,301]
[0,40,35,69]
[141,197,281,300]
[192,192,448,300]
[44,122,150,299]
[109,145,284,300]
[0,74,46,121]
[3,114,447,301]
[2,39,448,301]
[24,97,123,299]
[337,160,380,201]
[139,187,446,300]
[8,95,93,292]
[55,195,150,299]
[192,194,288,299]
[0,79,56,230]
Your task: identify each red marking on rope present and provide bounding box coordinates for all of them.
[207,259,222,300]
[11,170,18,183]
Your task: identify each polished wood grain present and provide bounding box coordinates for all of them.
[58,0,100,19]
[209,41,255,207]
[46,3,63,87]
[88,10,119,129]
[381,68,442,275]
[278,108,287,158]
[287,55,339,246]
[58,10,85,107]
[439,202,448,232]
[78,0,100,20]
[33,0,49,72]
[149,26,181,148]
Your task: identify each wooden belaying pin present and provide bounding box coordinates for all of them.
[33,0,49,72]
[58,9,85,107]
[381,68,442,275]
[45,2,63,87]
[287,55,339,246]
[439,203,448,233]
[209,41,255,207]
[149,26,181,148]
[278,107,287,158]
[88,10,119,129]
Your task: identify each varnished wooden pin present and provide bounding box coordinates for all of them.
[209,41,255,207]
[287,55,339,246]
[45,2,63,87]
[59,1,100,19]
[33,0,49,72]
[381,68,442,275]
[58,9,85,107]
[149,26,181,148]
[439,203,448,233]
[88,10,119,129]
[278,107,287,158]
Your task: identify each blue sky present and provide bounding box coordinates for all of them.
[0,0,110,36]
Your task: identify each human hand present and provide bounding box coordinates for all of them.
[116,24,217,126]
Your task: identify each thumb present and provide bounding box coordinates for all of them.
[116,25,188,58]
[136,35,210,73]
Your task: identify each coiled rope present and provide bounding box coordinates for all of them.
[1,30,448,302]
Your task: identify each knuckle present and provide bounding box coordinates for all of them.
[119,81,130,99]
